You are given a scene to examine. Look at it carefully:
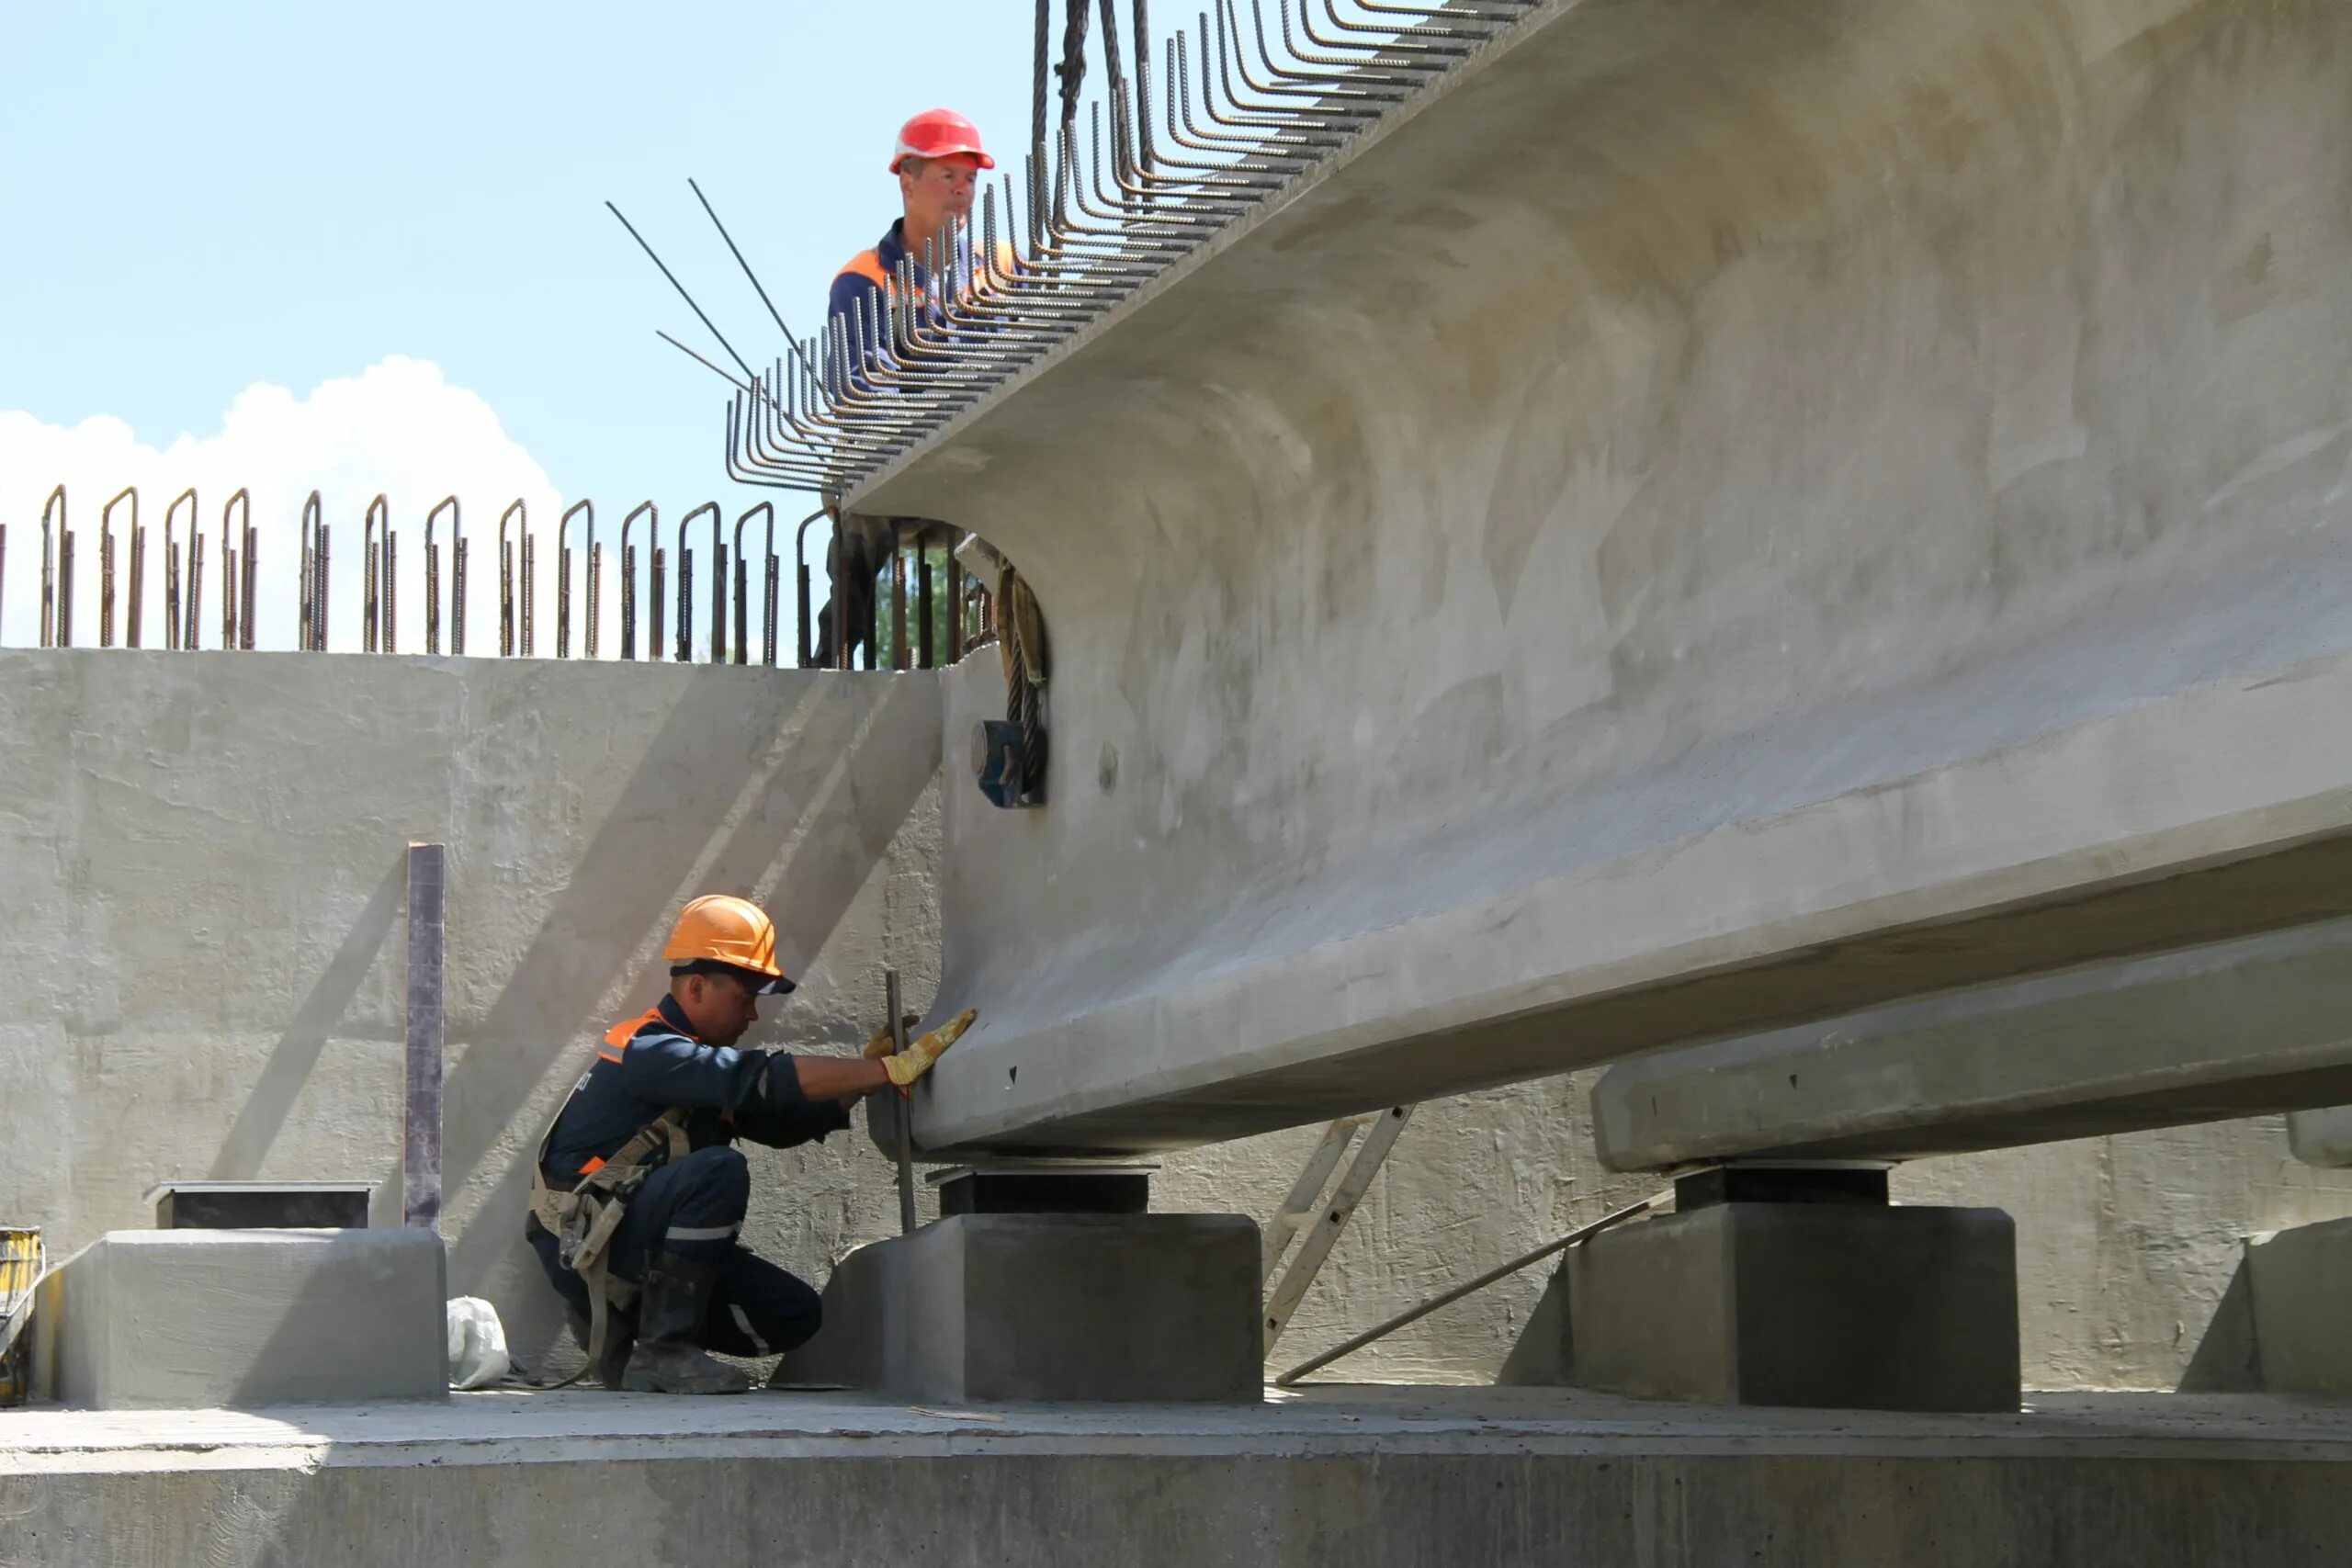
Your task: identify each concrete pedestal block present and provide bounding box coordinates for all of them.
[779,1213,1261,1403]
[2247,1218,2352,1397]
[2287,1108,2352,1169]
[32,1229,447,1409]
[1567,1203,2019,1411]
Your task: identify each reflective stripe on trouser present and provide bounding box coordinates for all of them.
[616,1145,751,1265]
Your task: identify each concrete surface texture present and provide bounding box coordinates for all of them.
[1565,1204,2022,1411]
[2244,1217,2352,1398]
[783,1213,1262,1403]
[0,649,946,1364]
[6,1387,2352,1567]
[29,1229,447,1410]
[1590,919,2352,1169]
[858,0,2352,1156]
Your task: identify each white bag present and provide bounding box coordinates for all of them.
[445,1296,513,1391]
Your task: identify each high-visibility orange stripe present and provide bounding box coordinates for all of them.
[604,1008,662,1050]
[836,251,895,291]
[579,1156,606,1176]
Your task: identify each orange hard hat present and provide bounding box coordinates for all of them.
[662,894,796,994]
[891,107,994,175]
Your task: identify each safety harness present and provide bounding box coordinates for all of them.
[527,1093,690,1391]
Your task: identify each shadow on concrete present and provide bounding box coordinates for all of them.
[207,858,408,1182]
[438,673,938,1356]
[2179,1253,2263,1393]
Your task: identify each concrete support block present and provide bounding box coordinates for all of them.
[2287,1108,2352,1169]
[2247,1219,2352,1397]
[33,1229,447,1409]
[779,1213,1261,1403]
[1567,1204,2019,1411]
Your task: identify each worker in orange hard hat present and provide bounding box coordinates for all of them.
[524,894,976,1394]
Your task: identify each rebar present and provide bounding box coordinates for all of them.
[309,491,331,652]
[426,497,456,657]
[499,501,523,658]
[380,498,398,655]
[364,496,387,652]
[451,504,468,658]
[733,502,768,668]
[521,514,537,658]
[560,500,593,660]
[300,491,318,653]
[621,502,653,661]
[237,493,258,651]
[220,490,249,651]
[707,502,727,665]
[127,499,147,650]
[677,502,720,664]
[40,486,63,649]
[100,488,136,649]
[164,489,196,652]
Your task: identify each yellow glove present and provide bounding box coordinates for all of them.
[880,1009,978,1093]
[864,1015,921,1061]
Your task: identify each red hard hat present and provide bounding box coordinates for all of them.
[891,107,995,175]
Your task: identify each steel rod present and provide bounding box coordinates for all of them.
[1272,1192,1670,1387]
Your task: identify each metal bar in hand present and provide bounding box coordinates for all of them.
[403,843,447,1232]
[1272,1191,1671,1389]
[887,968,917,1235]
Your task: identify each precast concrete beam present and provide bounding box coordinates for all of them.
[1591,919,2352,1171]
[2286,1107,2352,1169]
[865,0,2352,1156]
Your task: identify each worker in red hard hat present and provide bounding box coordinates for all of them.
[825,107,996,390]
[524,894,976,1394]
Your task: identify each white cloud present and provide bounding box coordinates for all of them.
[0,357,577,654]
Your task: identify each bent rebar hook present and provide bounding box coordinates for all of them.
[499,500,526,658]
[425,497,458,656]
[101,487,136,649]
[164,488,198,652]
[621,502,654,660]
[560,499,594,660]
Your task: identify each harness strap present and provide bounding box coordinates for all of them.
[529,1088,692,1387]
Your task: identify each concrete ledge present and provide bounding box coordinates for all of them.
[32,1229,447,1409]
[1592,920,2352,1170]
[2247,1218,2352,1397]
[1568,1204,2020,1412]
[6,1388,2352,1567]
[780,1213,1261,1403]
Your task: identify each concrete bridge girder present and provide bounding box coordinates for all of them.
[857,0,2352,1156]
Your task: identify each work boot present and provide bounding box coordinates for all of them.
[565,1303,637,1392]
[619,1253,752,1395]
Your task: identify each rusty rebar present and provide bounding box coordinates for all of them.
[560,500,593,660]
[100,488,135,649]
[40,486,64,649]
[425,498,456,656]
[499,501,522,658]
[621,502,653,660]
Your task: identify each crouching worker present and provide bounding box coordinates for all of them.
[525,893,976,1394]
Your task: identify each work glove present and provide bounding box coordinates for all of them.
[863,1015,922,1062]
[879,1009,978,1095]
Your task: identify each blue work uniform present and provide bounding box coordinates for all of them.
[826,219,1013,394]
[525,995,851,1359]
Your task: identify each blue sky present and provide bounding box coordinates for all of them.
[0,1,1036,651]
